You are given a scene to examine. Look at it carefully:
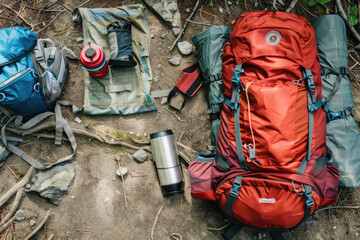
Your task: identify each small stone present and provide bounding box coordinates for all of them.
[185,8,191,13]
[15,209,26,221]
[136,133,141,137]
[161,97,167,105]
[71,195,75,199]
[129,131,134,135]
[29,220,36,226]
[161,73,164,76]
[254,2,259,7]
[74,117,82,123]
[115,156,120,161]
[228,1,232,5]
[157,64,162,69]
[76,37,84,43]
[177,41,193,55]
[133,149,148,163]
[219,7,224,13]
[116,167,128,177]
[153,76,159,83]
[151,34,155,39]
[104,196,110,202]
[305,219,318,227]
[112,177,116,181]
[172,27,181,37]
[169,57,181,66]
[333,226,337,230]
[26,184,31,189]
[144,133,147,137]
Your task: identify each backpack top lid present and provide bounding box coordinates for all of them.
[0,27,37,66]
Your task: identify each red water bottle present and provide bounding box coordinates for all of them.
[80,42,109,79]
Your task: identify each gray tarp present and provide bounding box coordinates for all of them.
[313,15,360,187]
[192,26,231,145]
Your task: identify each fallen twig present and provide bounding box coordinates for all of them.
[76,229,95,233]
[179,151,192,165]
[24,209,52,240]
[113,227,124,239]
[224,0,230,15]
[7,166,19,180]
[118,154,128,208]
[165,107,185,122]
[335,0,360,43]
[0,167,35,208]
[206,222,231,231]
[285,0,298,12]
[47,233,54,240]
[0,188,23,225]
[0,3,32,27]
[0,226,9,239]
[36,10,65,33]
[32,3,49,31]
[316,205,360,213]
[185,19,213,27]
[169,0,200,51]
[0,216,15,234]
[151,206,164,240]
[177,142,197,154]
[0,180,7,194]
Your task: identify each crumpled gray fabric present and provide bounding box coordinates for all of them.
[313,15,360,187]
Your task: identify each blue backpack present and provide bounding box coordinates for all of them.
[0,27,77,170]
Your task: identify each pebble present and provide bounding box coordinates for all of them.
[157,64,162,69]
[254,2,259,7]
[161,97,167,105]
[116,167,128,177]
[133,149,148,163]
[15,209,26,221]
[177,41,193,55]
[151,34,155,39]
[75,117,82,123]
[153,76,159,83]
[144,133,147,137]
[228,1,232,5]
[29,220,36,226]
[185,8,191,13]
[136,133,141,137]
[219,7,224,13]
[129,131,134,135]
[76,37,83,43]
[160,32,168,39]
[112,177,116,181]
[172,28,181,37]
[333,226,337,230]
[169,57,181,66]
[26,184,31,189]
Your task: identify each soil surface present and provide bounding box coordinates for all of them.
[1,0,360,239]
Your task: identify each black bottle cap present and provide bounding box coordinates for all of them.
[150,130,173,139]
[85,42,96,58]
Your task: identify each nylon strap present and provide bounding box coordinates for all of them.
[234,104,247,170]
[225,176,243,218]
[1,103,77,170]
[230,64,243,110]
[222,222,242,240]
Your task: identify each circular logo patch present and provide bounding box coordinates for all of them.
[265,31,281,45]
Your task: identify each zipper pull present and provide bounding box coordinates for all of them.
[232,14,245,25]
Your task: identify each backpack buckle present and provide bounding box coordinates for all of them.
[326,111,346,121]
[229,181,241,198]
[305,192,314,208]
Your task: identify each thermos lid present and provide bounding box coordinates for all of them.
[80,42,106,69]
[150,129,173,139]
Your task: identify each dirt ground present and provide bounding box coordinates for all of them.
[1,0,360,239]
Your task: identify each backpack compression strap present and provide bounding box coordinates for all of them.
[167,64,203,110]
[1,102,77,170]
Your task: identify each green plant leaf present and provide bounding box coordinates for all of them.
[315,0,331,4]
[326,8,329,15]
[349,15,359,26]
[308,1,317,7]
[350,5,358,16]
[209,2,213,7]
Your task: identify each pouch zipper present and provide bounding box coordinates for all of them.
[0,68,32,90]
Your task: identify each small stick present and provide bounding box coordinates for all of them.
[169,0,200,51]
[286,0,298,12]
[151,206,164,240]
[315,205,360,213]
[24,209,52,240]
[76,229,95,233]
[170,233,183,240]
[0,226,9,239]
[37,10,65,33]
[0,188,24,225]
[165,107,185,122]
[0,3,32,27]
[335,0,360,43]
[0,167,35,208]
[178,131,184,142]
[113,227,124,239]
[185,19,213,27]
[177,142,197,154]
[77,0,91,8]
[224,0,230,15]
[7,166,19,180]
[117,154,128,207]
[47,233,54,240]
[0,216,15,234]
[206,222,231,231]
[0,180,7,193]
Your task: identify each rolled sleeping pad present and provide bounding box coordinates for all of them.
[313,15,360,187]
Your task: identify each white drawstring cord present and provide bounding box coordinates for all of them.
[245,81,256,150]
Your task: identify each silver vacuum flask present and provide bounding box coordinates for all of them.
[150,130,184,197]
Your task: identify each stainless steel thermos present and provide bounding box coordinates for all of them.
[150,130,184,197]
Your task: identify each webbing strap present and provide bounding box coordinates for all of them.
[225,176,243,218]
[104,84,132,93]
[234,104,247,170]
[55,103,64,145]
[222,222,242,240]
[1,103,77,170]
[230,64,243,110]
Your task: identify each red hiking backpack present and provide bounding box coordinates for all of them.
[189,11,339,238]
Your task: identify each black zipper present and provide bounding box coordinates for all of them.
[0,41,36,68]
